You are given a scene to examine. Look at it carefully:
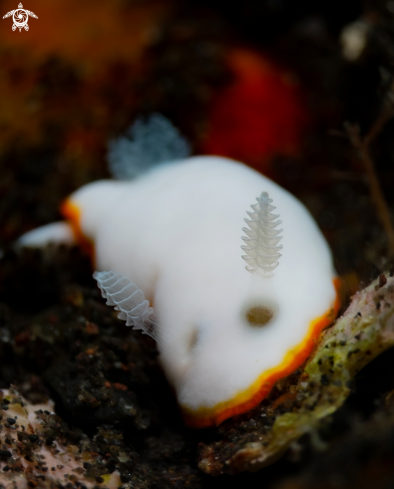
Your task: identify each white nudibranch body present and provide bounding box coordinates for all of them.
[23,156,340,427]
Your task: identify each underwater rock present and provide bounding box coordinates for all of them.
[0,385,202,489]
[0,387,122,489]
[273,389,394,489]
[198,272,394,475]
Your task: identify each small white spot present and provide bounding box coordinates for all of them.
[340,20,369,61]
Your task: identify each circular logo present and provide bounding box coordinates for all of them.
[12,8,28,31]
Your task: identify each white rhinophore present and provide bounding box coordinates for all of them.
[241,192,283,325]
[241,191,283,277]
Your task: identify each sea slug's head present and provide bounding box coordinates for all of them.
[155,191,340,428]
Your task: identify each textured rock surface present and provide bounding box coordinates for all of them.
[198,273,394,475]
[0,387,121,489]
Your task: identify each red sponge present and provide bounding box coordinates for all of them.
[200,48,309,175]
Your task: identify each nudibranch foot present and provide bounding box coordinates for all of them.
[16,221,76,248]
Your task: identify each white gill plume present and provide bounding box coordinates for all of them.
[241,192,283,277]
[93,271,157,339]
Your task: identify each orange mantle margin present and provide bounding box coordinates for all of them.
[182,278,341,428]
[60,197,341,429]
[60,199,95,264]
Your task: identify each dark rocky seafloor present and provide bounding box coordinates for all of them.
[2,0,394,487]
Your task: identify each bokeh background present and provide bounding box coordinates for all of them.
[2,0,394,488]
[2,0,394,287]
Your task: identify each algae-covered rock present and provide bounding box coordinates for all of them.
[198,273,394,475]
[3,247,394,486]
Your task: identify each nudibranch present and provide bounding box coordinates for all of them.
[19,156,340,427]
